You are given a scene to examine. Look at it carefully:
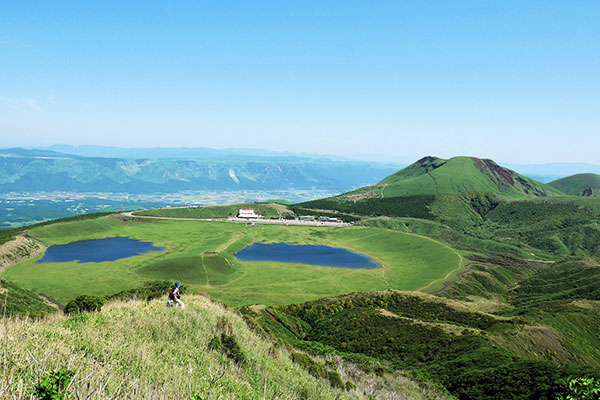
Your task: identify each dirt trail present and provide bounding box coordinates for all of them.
[430,263,475,295]
[201,253,210,286]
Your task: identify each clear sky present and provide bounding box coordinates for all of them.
[0,1,598,163]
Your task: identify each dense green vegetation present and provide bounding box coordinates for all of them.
[245,291,598,400]
[509,260,600,308]
[482,200,600,256]
[549,173,600,196]
[558,376,600,399]
[296,195,435,219]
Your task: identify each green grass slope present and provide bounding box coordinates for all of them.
[0,278,56,316]
[0,295,347,399]
[549,173,600,196]
[1,295,454,399]
[340,156,562,199]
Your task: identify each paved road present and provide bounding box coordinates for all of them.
[122,212,351,227]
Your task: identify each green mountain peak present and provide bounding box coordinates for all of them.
[347,155,563,199]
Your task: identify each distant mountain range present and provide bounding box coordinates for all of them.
[40,144,354,161]
[3,146,600,196]
[0,148,400,194]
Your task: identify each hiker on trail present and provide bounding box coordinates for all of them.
[168,281,185,309]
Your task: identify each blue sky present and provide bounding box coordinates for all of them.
[0,1,598,163]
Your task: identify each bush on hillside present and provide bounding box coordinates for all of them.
[289,351,345,389]
[30,368,75,399]
[64,295,105,314]
[208,333,245,365]
[557,376,600,400]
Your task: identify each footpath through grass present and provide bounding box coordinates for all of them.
[2,215,461,306]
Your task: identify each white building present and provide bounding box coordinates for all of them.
[237,208,260,219]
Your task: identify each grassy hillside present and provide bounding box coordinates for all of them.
[298,192,600,258]
[243,290,598,400]
[549,173,600,196]
[2,294,450,399]
[0,278,56,316]
[335,156,562,200]
[2,216,462,306]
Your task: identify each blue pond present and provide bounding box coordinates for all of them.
[235,242,380,269]
[38,237,164,263]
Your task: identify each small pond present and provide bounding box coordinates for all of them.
[38,237,164,263]
[234,242,380,269]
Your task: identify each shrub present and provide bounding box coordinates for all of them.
[30,368,75,399]
[207,335,222,351]
[64,295,105,314]
[327,370,344,389]
[207,333,245,365]
[290,351,326,378]
[557,376,600,400]
[220,333,245,365]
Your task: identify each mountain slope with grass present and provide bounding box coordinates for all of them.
[336,156,562,199]
[549,173,600,196]
[244,289,600,400]
[0,278,57,317]
[0,294,449,399]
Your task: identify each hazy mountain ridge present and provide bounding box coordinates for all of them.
[505,162,600,183]
[42,144,357,161]
[0,148,399,194]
